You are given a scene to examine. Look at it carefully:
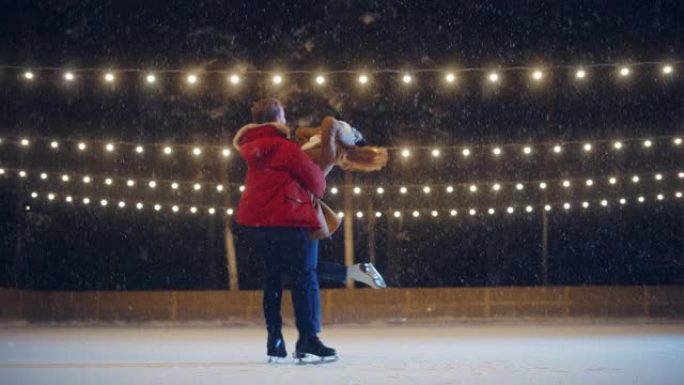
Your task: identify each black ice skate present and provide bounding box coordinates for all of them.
[293,335,338,364]
[267,329,287,363]
[348,263,387,289]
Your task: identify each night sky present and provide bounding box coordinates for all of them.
[1,1,683,290]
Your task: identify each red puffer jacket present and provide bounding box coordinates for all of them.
[233,123,326,229]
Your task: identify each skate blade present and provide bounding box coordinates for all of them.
[294,353,338,365]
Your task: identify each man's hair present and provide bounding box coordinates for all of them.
[251,98,282,123]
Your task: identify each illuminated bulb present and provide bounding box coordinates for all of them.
[393,211,401,218]
[78,142,86,151]
[676,192,683,198]
[40,172,47,180]
[469,184,478,193]
[488,72,499,83]
[239,185,245,192]
[193,183,201,191]
[655,174,663,181]
[145,74,156,83]
[118,201,126,208]
[657,194,664,201]
[353,186,361,195]
[563,203,571,210]
[583,143,592,152]
[216,184,224,192]
[601,200,608,207]
[400,186,407,194]
[31,192,38,198]
[401,148,411,158]
[229,74,241,85]
[562,180,571,188]
[487,208,495,215]
[50,141,59,148]
[431,210,438,217]
[613,141,623,149]
[356,211,364,218]
[446,185,454,193]
[619,67,630,77]
[100,199,108,207]
[553,145,562,154]
[24,71,34,80]
[532,70,543,81]
[171,205,179,213]
[19,170,27,178]
[0,168,4,175]
[136,202,143,210]
[586,179,594,186]
[619,198,627,205]
[679,172,684,179]
[445,73,456,83]
[376,187,384,195]
[163,146,172,155]
[450,209,458,216]
[544,205,552,211]
[375,212,382,218]
[105,178,113,185]
[674,138,682,145]
[638,196,645,203]
[632,175,640,183]
[492,147,502,156]
[83,176,91,184]
[609,177,617,185]
[190,207,197,214]
[492,183,501,191]
[272,74,282,84]
[83,197,90,205]
[154,204,161,211]
[402,74,412,84]
[338,212,344,218]
[208,208,216,215]
[148,180,157,188]
[516,183,524,191]
[358,74,369,84]
[192,147,202,156]
[104,72,115,82]
[582,201,589,209]
[462,148,471,157]
[412,210,420,218]
[64,72,75,81]
[575,69,586,79]
[507,207,514,214]
[226,208,234,215]
[431,148,440,157]
[423,186,431,194]
[526,206,533,213]
[643,139,652,148]
[105,143,114,152]
[135,146,144,154]
[663,65,673,74]
[127,179,135,187]
[222,148,231,157]
[20,138,30,146]
[186,74,198,84]
[330,187,338,195]
[171,182,179,190]
[523,146,532,155]
[469,209,477,216]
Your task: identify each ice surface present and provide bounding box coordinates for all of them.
[0,322,683,385]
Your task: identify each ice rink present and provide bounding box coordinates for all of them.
[1,322,683,385]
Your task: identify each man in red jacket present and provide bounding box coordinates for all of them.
[233,98,336,363]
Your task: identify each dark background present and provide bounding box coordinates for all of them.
[0,0,683,290]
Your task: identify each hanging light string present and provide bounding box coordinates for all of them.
[2,165,682,195]
[5,59,681,84]
[25,188,683,218]
[2,133,681,161]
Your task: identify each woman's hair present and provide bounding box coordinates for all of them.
[337,144,389,172]
[251,98,282,123]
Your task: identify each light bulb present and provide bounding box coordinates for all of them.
[216,184,224,192]
[412,210,420,218]
[469,185,477,193]
[516,183,524,191]
[77,142,86,151]
[402,74,412,84]
[353,186,361,195]
[663,65,673,74]
[422,186,431,194]
[272,74,282,84]
[445,73,456,83]
[575,69,586,79]
[431,148,440,157]
[488,72,499,83]
[446,185,454,193]
[330,187,338,195]
[229,74,241,85]
[532,70,543,81]
[146,74,156,84]
[105,143,115,152]
[450,209,458,216]
[50,141,59,148]
[401,148,411,158]
[222,148,231,157]
[376,187,384,195]
[526,206,533,213]
[193,183,201,191]
[358,74,369,84]
[64,72,75,81]
[613,141,623,150]
[462,148,471,157]
[104,72,115,82]
[393,211,401,218]
[583,143,592,152]
[619,67,630,77]
[135,146,144,154]
[399,186,407,194]
[171,182,179,190]
[187,74,198,84]
[148,181,157,188]
[553,145,562,154]
[523,146,532,155]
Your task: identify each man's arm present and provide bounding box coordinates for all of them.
[282,140,327,198]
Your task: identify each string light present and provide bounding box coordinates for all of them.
[356,211,364,218]
[643,139,653,148]
[450,209,458,216]
[445,73,456,83]
[272,74,283,85]
[171,182,179,190]
[393,211,401,218]
[145,74,156,84]
[553,145,562,154]
[375,211,382,218]
[376,187,384,195]
[216,184,224,192]
[222,148,231,157]
[20,138,30,146]
[638,196,645,203]
[400,186,408,194]
[82,176,91,184]
[488,72,499,83]
[562,180,571,188]
[127,179,135,187]
[582,201,589,209]
[105,178,113,185]
[208,207,216,214]
[229,74,241,85]
[104,72,115,83]
[431,148,440,157]
[154,204,162,211]
[492,183,501,191]
[77,142,86,151]
[655,174,663,181]
[163,146,173,155]
[423,186,431,194]
[563,202,571,210]
[136,202,143,210]
[583,143,592,152]
[338,211,344,218]
[544,205,552,211]
[469,209,477,216]
[585,179,594,187]
[601,200,608,207]
[431,210,438,217]
[412,210,420,218]
[192,147,202,156]
[40,172,48,180]
[446,185,454,193]
[50,141,59,149]
[358,74,369,84]
[353,186,361,195]
[239,185,245,192]
[19,171,27,178]
[24,71,34,80]
[523,146,532,155]
[674,138,682,146]
[135,146,144,154]
[330,187,338,195]
[632,175,640,183]
[662,65,674,74]
[186,74,198,84]
[100,199,108,207]
[609,177,617,185]
[526,205,534,213]
[469,184,478,193]
[83,197,90,205]
[539,182,547,189]
[148,180,157,188]
[613,141,623,150]
[487,208,495,215]
[105,143,115,152]
[462,148,471,157]
[575,69,587,79]
[193,183,201,191]
[402,73,413,84]
[507,206,515,214]
[64,72,75,81]
[190,206,197,213]
[531,69,543,81]
[492,147,502,156]
[619,66,631,77]
[401,148,411,158]
[119,201,126,208]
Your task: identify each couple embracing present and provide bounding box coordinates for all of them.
[233,98,388,363]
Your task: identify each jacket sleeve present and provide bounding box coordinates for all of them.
[282,140,327,198]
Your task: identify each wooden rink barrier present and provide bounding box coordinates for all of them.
[1,286,683,324]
